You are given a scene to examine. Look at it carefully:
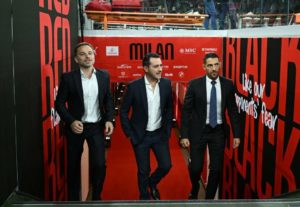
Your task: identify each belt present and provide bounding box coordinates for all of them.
[145,127,162,134]
[83,122,99,126]
[204,124,224,131]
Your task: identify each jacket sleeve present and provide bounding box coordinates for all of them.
[165,79,174,136]
[120,84,134,138]
[103,72,114,122]
[180,81,195,139]
[226,81,241,138]
[55,74,75,126]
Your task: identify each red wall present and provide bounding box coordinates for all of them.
[221,37,300,198]
[85,36,222,82]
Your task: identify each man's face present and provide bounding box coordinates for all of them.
[204,57,220,80]
[144,57,162,81]
[74,45,95,69]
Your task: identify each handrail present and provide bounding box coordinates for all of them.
[240,13,293,18]
[295,13,300,24]
[85,10,207,30]
[239,13,295,28]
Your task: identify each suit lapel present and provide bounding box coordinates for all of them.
[159,79,164,112]
[200,77,208,118]
[96,70,104,105]
[140,78,148,113]
[74,70,84,104]
[201,76,207,103]
[220,77,226,112]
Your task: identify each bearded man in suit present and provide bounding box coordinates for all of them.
[180,52,241,199]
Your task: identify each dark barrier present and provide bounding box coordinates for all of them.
[0,0,78,203]
[5,199,300,207]
[13,0,44,198]
[0,0,17,204]
[275,189,300,199]
[3,189,300,206]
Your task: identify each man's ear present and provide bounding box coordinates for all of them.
[74,56,78,63]
[143,66,148,73]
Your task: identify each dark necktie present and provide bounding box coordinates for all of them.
[209,80,217,128]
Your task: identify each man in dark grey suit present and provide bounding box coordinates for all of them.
[120,53,173,200]
[55,42,114,200]
[180,53,241,199]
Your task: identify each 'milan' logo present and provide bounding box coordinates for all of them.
[130,43,174,60]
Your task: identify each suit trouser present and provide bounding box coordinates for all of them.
[189,125,225,199]
[133,128,172,200]
[66,122,106,201]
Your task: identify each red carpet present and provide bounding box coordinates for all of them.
[102,117,191,200]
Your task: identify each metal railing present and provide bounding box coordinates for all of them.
[83,0,300,30]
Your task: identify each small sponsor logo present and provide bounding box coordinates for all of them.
[106,46,119,56]
[132,73,142,77]
[178,71,185,78]
[164,73,173,77]
[117,64,132,69]
[173,65,188,69]
[202,48,218,52]
[118,71,129,79]
[179,48,197,54]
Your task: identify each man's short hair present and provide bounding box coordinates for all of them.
[203,53,219,64]
[142,53,160,67]
[74,42,94,56]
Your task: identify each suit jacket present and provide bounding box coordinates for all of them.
[55,69,114,127]
[181,76,241,142]
[120,77,173,145]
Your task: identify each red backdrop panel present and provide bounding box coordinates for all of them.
[84,36,223,82]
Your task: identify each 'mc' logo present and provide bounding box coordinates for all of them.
[179,48,197,54]
[130,43,174,60]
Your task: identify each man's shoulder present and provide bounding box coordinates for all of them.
[220,76,234,84]
[124,78,144,93]
[160,77,171,83]
[128,77,144,86]
[189,76,205,85]
[158,77,170,86]
[95,68,109,76]
[63,69,77,75]
[61,69,78,79]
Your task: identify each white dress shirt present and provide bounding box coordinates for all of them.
[144,76,162,131]
[206,76,222,125]
[81,69,101,123]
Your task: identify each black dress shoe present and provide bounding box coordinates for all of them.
[188,183,199,200]
[149,185,160,200]
[188,193,198,200]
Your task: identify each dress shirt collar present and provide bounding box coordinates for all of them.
[144,75,160,86]
[206,75,220,85]
[80,68,96,78]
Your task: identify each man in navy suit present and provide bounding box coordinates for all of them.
[180,53,241,199]
[55,42,114,200]
[120,53,173,200]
